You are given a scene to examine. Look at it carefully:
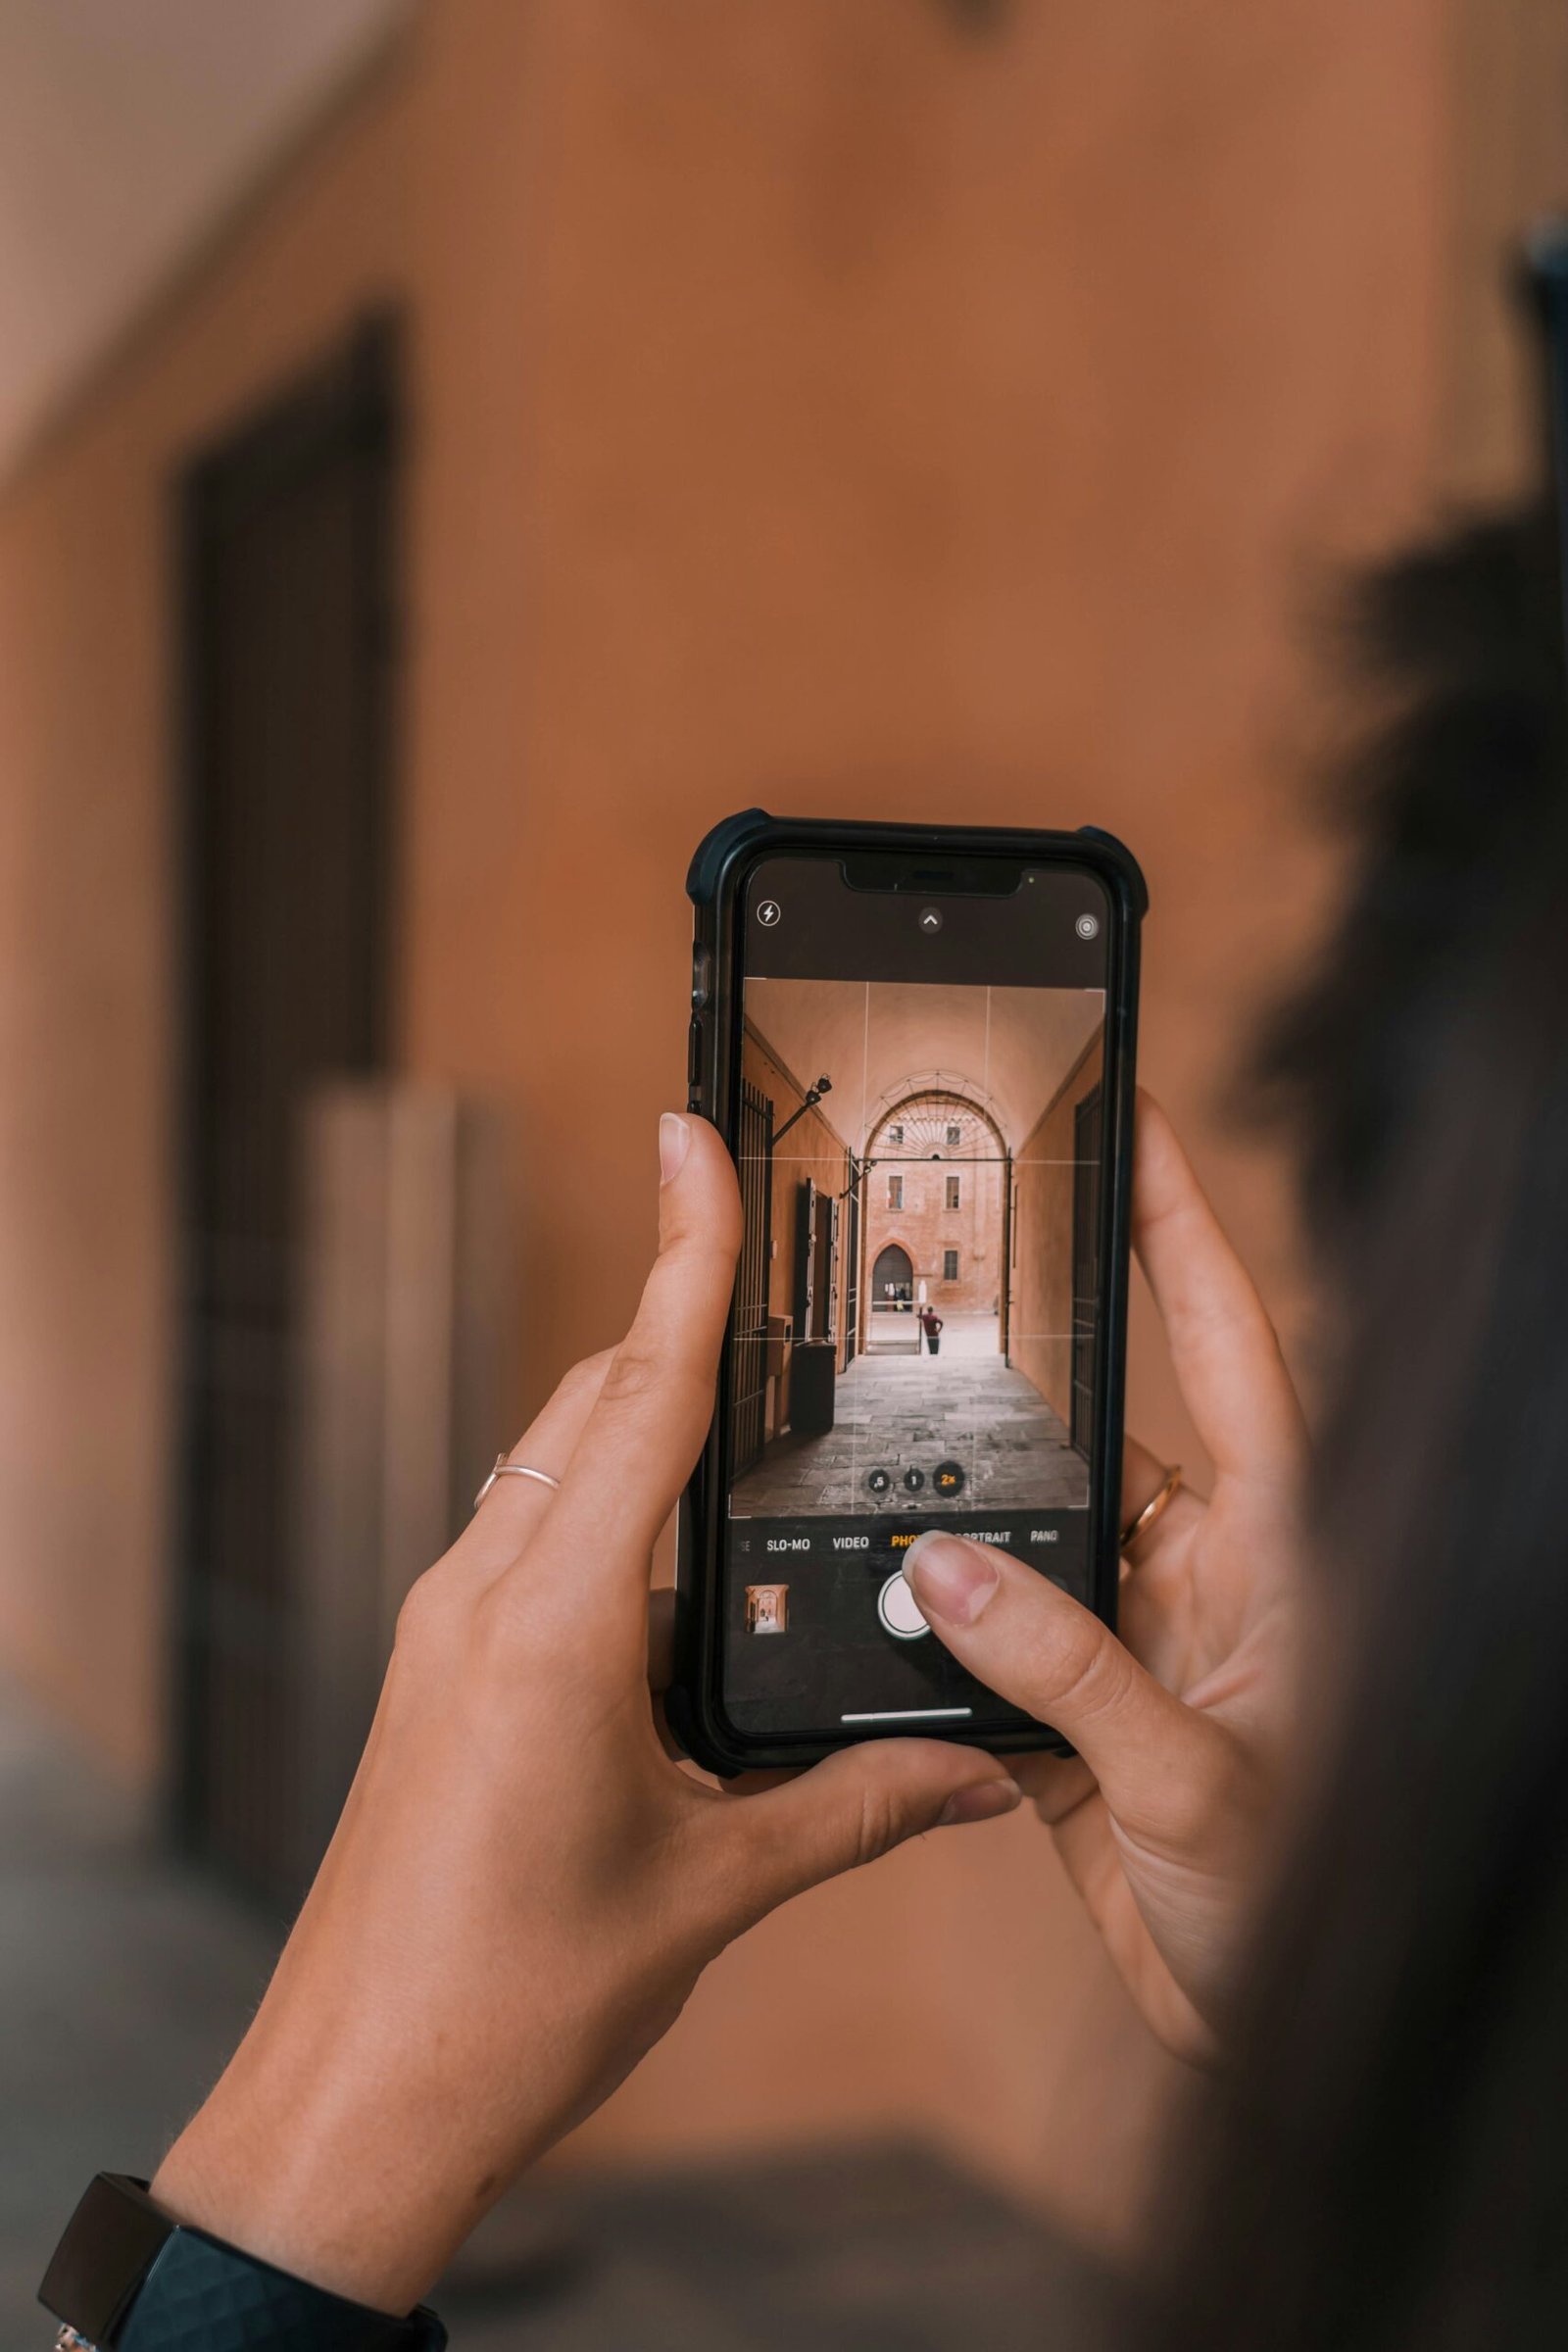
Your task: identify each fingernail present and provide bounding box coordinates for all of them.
[905,1532,1000,1627]
[660,1112,691,1184]
[938,1778,1021,1829]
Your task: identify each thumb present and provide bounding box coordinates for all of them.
[537,1111,743,1569]
[729,1740,1021,1919]
[903,1532,1229,1849]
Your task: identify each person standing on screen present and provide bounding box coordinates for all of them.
[919,1304,944,1355]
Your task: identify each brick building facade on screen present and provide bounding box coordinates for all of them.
[862,1097,1005,1324]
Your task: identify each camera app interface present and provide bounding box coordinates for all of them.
[721,855,1111,1740]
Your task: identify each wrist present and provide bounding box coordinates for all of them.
[40,2173,446,2352]
[146,1886,593,2311]
[151,2121,418,2319]
[150,2039,468,2317]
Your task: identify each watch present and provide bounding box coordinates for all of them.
[39,2175,447,2351]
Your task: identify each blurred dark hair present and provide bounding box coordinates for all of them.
[1156,506,1568,2351]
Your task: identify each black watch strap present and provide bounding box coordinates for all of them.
[40,2175,447,2351]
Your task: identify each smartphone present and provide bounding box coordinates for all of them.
[669,811,1145,1774]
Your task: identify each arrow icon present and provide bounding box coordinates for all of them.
[918,906,943,934]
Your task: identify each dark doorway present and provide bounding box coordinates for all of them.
[842,1162,861,1367]
[1070,1086,1103,1455]
[816,1191,842,1345]
[174,318,401,1898]
[871,1243,914,1306]
[793,1179,820,1338]
[732,1081,775,1479]
[1000,1151,1013,1361]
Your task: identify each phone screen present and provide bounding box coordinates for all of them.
[718,851,1115,1742]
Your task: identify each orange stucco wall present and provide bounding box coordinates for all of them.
[0,0,1458,2247]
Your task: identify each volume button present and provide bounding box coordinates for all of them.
[691,945,712,1010]
[687,1017,705,1088]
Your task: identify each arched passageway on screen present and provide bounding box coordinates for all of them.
[727,988,1104,1521]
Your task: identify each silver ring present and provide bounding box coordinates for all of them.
[473,1453,563,1510]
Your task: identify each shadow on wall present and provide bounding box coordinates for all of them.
[1011,1031,1105,1440]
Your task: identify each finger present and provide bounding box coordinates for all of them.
[1132,1092,1302,1485]
[1050,1791,1215,2058]
[723,1740,1023,1920]
[1121,1433,1171,1521]
[1119,1433,1205,1561]
[1011,1748,1097,1825]
[455,1350,615,1574]
[647,1584,676,1691]
[522,1114,742,1593]
[1115,1435,1214,1693]
[904,1531,1229,1846]
[650,1692,685,1762]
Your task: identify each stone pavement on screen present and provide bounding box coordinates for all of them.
[732,1348,1087,1515]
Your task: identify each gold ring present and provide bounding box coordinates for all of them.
[1120,1464,1183,1556]
[473,1455,563,1510]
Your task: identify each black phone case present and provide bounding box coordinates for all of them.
[667,808,1147,1776]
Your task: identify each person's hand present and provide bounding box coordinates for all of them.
[151,1113,1020,2315]
[904,1094,1303,2061]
